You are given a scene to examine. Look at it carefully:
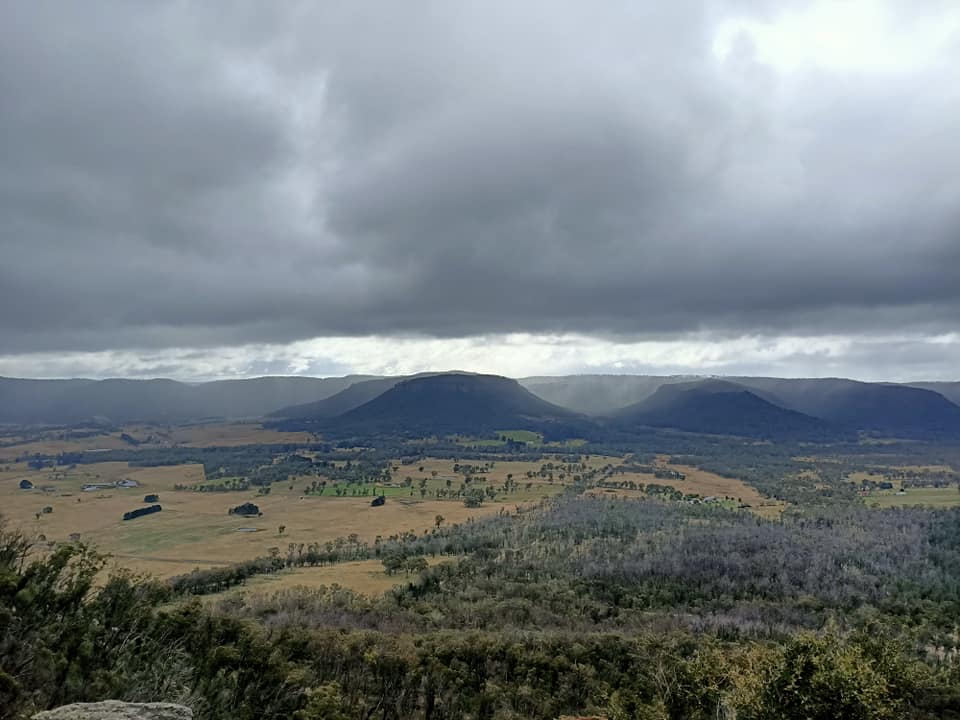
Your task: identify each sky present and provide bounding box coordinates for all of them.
[1,1,959,381]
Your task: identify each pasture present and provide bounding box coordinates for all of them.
[601,457,787,518]
[383,456,576,502]
[868,487,960,508]
[0,429,144,460]
[1,444,864,581]
[207,558,430,599]
[2,451,784,579]
[1,460,507,578]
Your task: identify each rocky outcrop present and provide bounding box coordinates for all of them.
[32,701,192,720]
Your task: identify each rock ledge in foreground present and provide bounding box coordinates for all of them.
[32,701,192,720]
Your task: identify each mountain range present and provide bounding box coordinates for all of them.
[3,372,960,442]
[0,375,372,425]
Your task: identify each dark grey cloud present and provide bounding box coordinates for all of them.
[1,0,959,354]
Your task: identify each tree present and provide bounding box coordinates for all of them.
[381,553,403,575]
[294,682,349,720]
[435,514,444,529]
[750,632,909,720]
[403,556,428,574]
[278,525,286,536]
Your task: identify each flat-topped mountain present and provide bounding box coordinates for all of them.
[519,374,960,440]
[733,377,960,438]
[324,372,586,437]
[610,379,834,440]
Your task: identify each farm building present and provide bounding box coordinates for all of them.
[229,502,261,517]
[117,479,139,488]
[123,504,161,521]
[83,483,115,492]
[19,479,33,490]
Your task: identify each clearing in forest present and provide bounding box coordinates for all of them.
[868,487,960,508]
[207,558,430,599]
[599,456,786,518]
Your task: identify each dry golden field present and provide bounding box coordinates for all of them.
[0,431,143,460]
[208,558,432,599]
[1,450,784,580]
[593,456,787,518]
[1,459,507,578]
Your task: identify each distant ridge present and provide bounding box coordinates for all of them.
[4,372,960,441]
[522,374,960,440]
[0,375,375,424]
[733,377,960,438]
[903,381,960,408]
[610,379,836,440]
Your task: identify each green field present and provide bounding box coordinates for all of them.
[453,429,587,449]
[869,487,960,508]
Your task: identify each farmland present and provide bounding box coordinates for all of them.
[10,427,959,582]
[3,444,771,582]
[592,455,788,518]
[868,486,960,508]
[4,418,960,720]
[2,457,512,577]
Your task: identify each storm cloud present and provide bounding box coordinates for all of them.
[1,1,958,367]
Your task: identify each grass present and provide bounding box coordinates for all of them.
[604,457,786,518]
[208,558,430,599]
[386,457,574,502]
[0,430,140,460]
[847,471,887,484]
[868,487,960,508]
[498,430,543,443]
[1,459,507,578]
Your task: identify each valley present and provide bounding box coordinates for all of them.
[3,371,960,719]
